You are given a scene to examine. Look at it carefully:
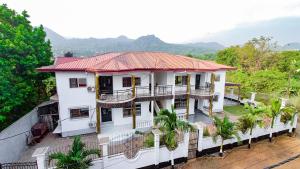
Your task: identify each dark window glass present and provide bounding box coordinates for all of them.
[213,95,219,102]
[123,103,141,117]
[122,77,141,87]
[215,74,221,81]
[69,78,78,88]
[174,98,187,109]
[78,78,87,87]
[70,108,89,118]
[175,76,188,85]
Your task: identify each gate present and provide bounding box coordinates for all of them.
[188,131,198,160]
[0,162,37,169]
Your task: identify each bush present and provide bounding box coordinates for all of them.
[143,133,154,147]
[203,127,210,137]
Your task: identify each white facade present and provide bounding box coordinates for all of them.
[55,70,227,137]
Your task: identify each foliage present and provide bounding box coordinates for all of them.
[224,105,247,116]
[212,116,240,143]
[43,76,56,97]
[203,127,210,137]
[154,106,195,151]
[280,105,297,125]
[143,133,154,148]
[288,96,300,112]
[49,136,100,169]
[0,4,53,130]
[267,99,282,128]
[217,36,300,97]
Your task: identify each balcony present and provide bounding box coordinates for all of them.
[97,84,212,104]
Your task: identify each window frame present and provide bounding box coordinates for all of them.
[175,75,188,86]
[69,78,87,88]
[122,77,141,87]
[214,74,221,82]
[70,107,89,119]
[123,103,141,117]
[174,98,187,109]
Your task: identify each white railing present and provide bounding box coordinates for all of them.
[136,120,152,129]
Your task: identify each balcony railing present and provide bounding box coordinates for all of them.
[99,89,133,103]
[98,84,212,103]
[155,85,173,96]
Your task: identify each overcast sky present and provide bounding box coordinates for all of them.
[2,0,300,43]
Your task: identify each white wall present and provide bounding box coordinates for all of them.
[55,72,96,137]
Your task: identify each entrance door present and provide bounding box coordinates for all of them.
[194,99,198,110]
[195,74,201,89]
[100,76,113,94]
[101,108,112,122]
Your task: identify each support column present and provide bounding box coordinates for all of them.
[209,73,215,116]
[183,132,190,158]
[172,73,176,105]
[32,147,49,169]
[196,124,203,153]
[152,129,162,168]
[98,136,109,169]
[250,92,256,103]
[186,74,191,119]
[151,72,155,126]
[132,75,136,129]
[95,74,101,134]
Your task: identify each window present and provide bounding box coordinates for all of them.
[70,107,89,118]
[123,103,141,117]
[213,95,219,102]
[69,78,87,88]
[175,75,188,85]
[122,77,141,87]
[174,98,187,109]
[214,74,220,82]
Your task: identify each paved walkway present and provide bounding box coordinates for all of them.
[184,121,300,169]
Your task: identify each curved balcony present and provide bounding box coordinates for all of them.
[97,89,134,104]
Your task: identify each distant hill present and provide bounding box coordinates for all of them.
[198,17,300,47]
[282,42,300,51]
[45,28,224,57]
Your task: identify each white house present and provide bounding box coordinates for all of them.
[38,52,235,137]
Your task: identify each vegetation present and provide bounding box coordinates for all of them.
[154,106,195,166]
[212,116,240,156]
[203,127,210,137]
[224,105,247,116]
[143,133,154,148]
[236,104,268,148]
[280,105,297,125]
[266,99,282,141]
[49,136,100,169]
[216,36,300,97]
[0,4,53,130]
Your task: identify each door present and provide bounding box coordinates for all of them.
[101,108,112,122]
[194,99,198,110]
[195,74,201,89]
[100,76,113,94]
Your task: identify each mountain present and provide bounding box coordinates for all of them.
[282,42,300,51]
[198,17,300,46]
[45,28,224,57]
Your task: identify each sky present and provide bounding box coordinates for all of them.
[1,0,300,43]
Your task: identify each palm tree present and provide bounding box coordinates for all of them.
[49,136,101,169]
[267,99,282,142]
[212,116,240,157]
[236,104,266,149]
[154,106,195,168]
[281,105,298,134]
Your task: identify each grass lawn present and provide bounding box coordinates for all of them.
[224,105,247,116]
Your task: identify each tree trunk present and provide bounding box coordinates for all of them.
[219,139,224,157]
[170,151,174,169]
[248,129,253,149]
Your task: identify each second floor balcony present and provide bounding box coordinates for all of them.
[97,84,212,104]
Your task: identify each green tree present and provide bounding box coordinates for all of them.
[154,106,195,168]
[0,4,53,130]
[216,47,239,67]
[49,136,101,169]
[266,99,282,142]
[212,116,240,156]
[236,104,266,149]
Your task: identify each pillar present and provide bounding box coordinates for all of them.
[32,147,49,169]
[196,124,203,152]
[132,75,136,129]
[95,74,101,133]
[151,72,155,126]
[186,74,191,119]
[98,136,109,169]
[183,132,190,158]
[152,129,162,168]
[209,73,215,116]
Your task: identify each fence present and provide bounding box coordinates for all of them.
[0,162,37,169]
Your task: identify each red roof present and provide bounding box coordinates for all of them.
[38,52,235,73]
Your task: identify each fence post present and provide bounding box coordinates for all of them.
[196,124,203,155]
[32,147,49,169]
[183,132,190,158]
[98,136,109,169]
[152,129,162,168]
